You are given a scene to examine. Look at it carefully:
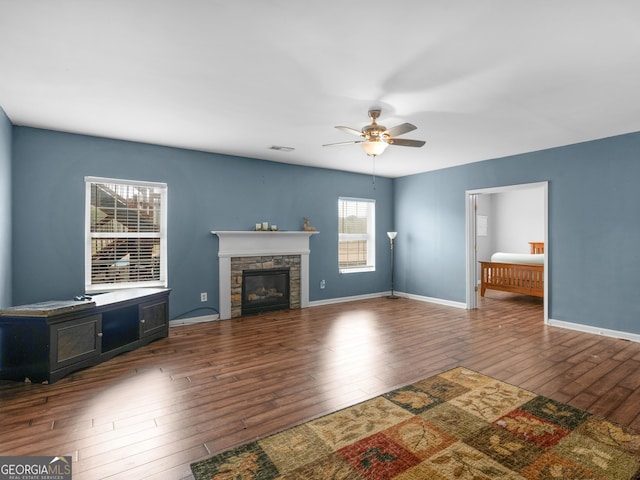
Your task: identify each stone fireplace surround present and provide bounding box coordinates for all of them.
[233,257,298,318]
[212,231,318,319]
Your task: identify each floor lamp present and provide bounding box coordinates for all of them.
[387,231,398,299]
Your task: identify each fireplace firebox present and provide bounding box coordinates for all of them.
[242,268,290,315]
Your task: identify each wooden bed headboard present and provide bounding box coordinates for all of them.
[529,242,544,254]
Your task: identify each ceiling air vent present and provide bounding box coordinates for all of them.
[269,145,295,152]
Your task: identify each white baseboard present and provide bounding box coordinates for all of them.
[170,314,219,327]
[547,318,640,343]
[309,292,389,307]
[397,292,467,309]
[309,291,466,310]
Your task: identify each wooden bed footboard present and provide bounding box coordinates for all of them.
[479,261,544,297]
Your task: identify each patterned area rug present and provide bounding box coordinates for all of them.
[191,367,640,479]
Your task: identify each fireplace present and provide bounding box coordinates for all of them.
[242,268,290,315]
[212,231,318,319]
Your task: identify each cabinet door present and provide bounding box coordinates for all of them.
[51,314,102,370]
[139,299,168,338]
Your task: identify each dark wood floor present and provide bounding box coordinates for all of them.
[1,292,640,479]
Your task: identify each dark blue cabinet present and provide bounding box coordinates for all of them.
[0,288,170,383]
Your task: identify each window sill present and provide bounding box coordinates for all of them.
[340,266,375,274]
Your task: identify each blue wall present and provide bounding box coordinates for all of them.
[8,123,640,336]
[0,108,11,309]
[11,127,394,319]
[395,132,640,334]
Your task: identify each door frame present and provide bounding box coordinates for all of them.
[465,181,548,323]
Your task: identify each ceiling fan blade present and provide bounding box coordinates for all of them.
[335,126,363,136]
[322,140,363,147]
[389,138,426,147]
[384,122,417,137]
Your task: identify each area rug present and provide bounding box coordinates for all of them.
[191,367,640,479]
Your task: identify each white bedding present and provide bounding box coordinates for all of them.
[490,252,544,265]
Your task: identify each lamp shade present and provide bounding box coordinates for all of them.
[361,140,389,157]
[387,231,397,240]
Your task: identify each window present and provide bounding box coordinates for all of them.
[85,177,167,292]
[338,197,375,273]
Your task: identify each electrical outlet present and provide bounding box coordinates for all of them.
[200,292,207,302]
[320,280,325,289]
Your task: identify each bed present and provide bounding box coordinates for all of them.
[479,242,544,297]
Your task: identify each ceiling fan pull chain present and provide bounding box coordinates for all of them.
[372,157,376,189]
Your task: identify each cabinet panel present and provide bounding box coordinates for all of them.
[51,314,102,370]
[139,300,168,338]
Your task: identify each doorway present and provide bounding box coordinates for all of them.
[465,182,548,323]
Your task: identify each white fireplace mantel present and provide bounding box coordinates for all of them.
[212,231,318,319]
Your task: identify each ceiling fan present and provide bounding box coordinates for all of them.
[323,109,426,157]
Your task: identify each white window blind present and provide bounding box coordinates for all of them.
[85,177,167,292]
[338,197,375,273]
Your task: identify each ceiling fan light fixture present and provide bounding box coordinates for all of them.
[361,140,389,157]
[324,109,424,156]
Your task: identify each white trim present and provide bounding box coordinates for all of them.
[85,177,168,293]
[466,181,548,195]
[339,266,375,274]
[548,318,640,343]
[84,176,167,188]
[309,291,388,307]
[397,292,467,309]
[309,291,466,309]
[338,197,376,272]
[465,193,478,309]
[212,231,317,319]
[170,314,220,326]
[218,256,232,318]
[338,196,377,203]
[465,181,548,322]
[212,231,317,257]
[85,180,92,289]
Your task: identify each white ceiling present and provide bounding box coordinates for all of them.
[1,1,640,178]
